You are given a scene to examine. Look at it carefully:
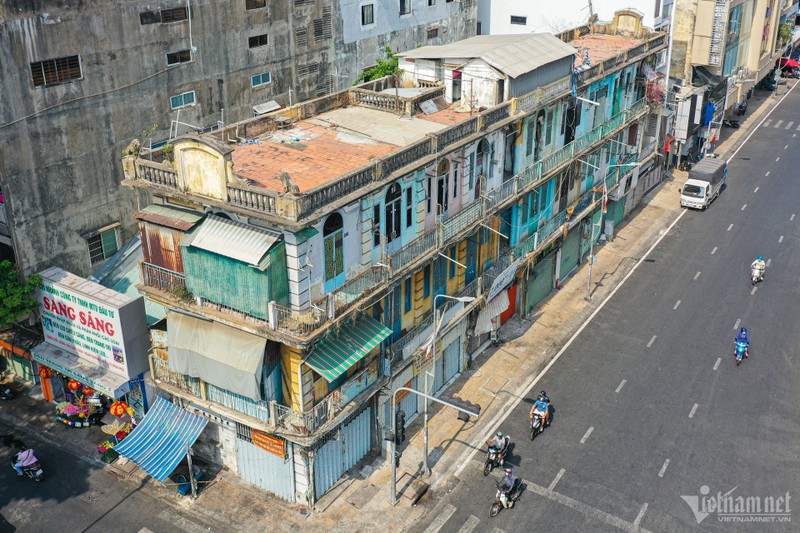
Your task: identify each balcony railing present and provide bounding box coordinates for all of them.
[141,261,185,292]
[332,265,389,313]
[389,229,439,273]
[152,356,203,397]
[136,159,178,189]
[206,383,272,424]
[273,389,344,436]
[441,201,482,243]
[272,301,328,336]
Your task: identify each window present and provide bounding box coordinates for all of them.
[427,27,439,39]
[324,214,345,288]
[426,175,432,213]
[373,205,381,246]
[400,0,412,15]
[249,34,269,48]
[545,108,554,145]
[526,119,535,156]
[30,56,82,87]
[428,0,436,5]
[448,247,456,278]
[170,91,196,110]
[160,7,188,23]
[251,72,272,87]
[385,183,402,243]
[469,153,475,189]
[510,16,527,25]
[436,159,450,215]
[140,11,160,24]
[246,0,266,9]
[87,227,119,266]
[361,4,374,25]
[406,188,413,227]
[453,162,459,198]
[166,50,191,66]
[404,278,412,313]
[423,265,431,297]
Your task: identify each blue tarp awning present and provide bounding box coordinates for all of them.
[114,396,208,482]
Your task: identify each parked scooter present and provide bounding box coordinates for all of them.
[483,436,511,476]
[489,477,522,518]
[0,386,13,400]
[722,119,740,129]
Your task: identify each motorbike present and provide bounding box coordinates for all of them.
[751,265,764,285]
[734,340,748,366]
[12,458,44,482]
[530,413,543,440]
[722,119,740,129]
[0,387,13,400]
[483,436,511,476]
[489,478,522,518]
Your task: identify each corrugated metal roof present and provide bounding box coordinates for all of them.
[135,204,203,231]
[305,316,392,382]
[399,34,576,79]
[186,215,282,270]
[114,396,208,483]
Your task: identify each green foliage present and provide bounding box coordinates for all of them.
[779,23,792,45]
[0,261,41,329]
[171,284,194,303]
[354,46,402,84]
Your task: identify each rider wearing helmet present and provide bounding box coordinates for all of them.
[12,444,37,476]
[497,467,518,509]
[751,256,766,281]
[488,431,508,464]
[530,390,551,428]
[735,327,750,358]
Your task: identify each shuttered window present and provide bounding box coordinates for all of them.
[30,56,82,87]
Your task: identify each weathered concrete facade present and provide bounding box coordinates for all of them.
[0,0,477,277]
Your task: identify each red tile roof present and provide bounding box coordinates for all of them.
[568,34,643,65]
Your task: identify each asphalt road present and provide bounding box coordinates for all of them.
[0,421,214,533]
[409,85,800,533]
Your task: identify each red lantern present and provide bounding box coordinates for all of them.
[67,379,82,392]
[110,401,129,418]
[82,386,95,397]
[38,366,52,379]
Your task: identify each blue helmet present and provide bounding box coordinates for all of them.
[757,256,763,261]
[740,327,747,335]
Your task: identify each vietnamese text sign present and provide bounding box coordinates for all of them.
[37,279,129,377]
[252,429,286,457]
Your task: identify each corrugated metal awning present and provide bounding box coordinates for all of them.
[31,342,130,399]
[186,214,282,270]
[135,204,203,231]
[114,396,208,483]
[306,316,392,382]
[474,290,510,336]
[253,100,281,115]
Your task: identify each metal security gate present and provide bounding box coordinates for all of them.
[236,435,296,502]
[559,229,581,281]
[526,252,555,313]
[442,338,460,385]
[314,406,372,499]
[398,377,419,419]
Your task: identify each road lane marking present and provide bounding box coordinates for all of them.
[787,122,795,129]
[734,318,741,330]
[490,529,505,533]
[523,480,654,533]
[424,503,457,533]
[727,223,734,231]
[776,157,781,162]
[741,204,747,211]
[714,358,721,370]
[767,258,772,267]
[647,335,657,348]
[580,426,594,444]
[615,379,627,393]
[766,171,771,176]
[791,214,795,221]
[775,120,783,128]
[786,144,790,149]
[751,286,757,295]
[457,515,481,533]
[658,459,670,478]
[753,187,759,193]
[779,235,784,243]
[689,403,699,418]
[634,503,649,527]
[549,468,566,490]
[673,300,681,310]
[694,271,701,280]
[451,209,690,479]
[763,119,772,127]
[711,246,718,254]
[795,133,798,138]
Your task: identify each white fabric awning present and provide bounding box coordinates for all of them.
[474,290,510,336]
[31,342,130,399]
[167,310,267,400]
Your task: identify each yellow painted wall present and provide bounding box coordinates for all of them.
[280,344,314,412]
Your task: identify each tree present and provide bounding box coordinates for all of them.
[779,23,792,47]
[355,46,402,84]
[0,261,42,329]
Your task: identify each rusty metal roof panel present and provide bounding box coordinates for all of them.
[135,205,203,231]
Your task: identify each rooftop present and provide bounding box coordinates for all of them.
[568,33,645,66]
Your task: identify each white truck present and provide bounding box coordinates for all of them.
[680,158,727,210]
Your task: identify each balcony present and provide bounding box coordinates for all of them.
[141,261,185,293]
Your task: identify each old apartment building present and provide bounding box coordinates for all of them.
[0,0,477,278]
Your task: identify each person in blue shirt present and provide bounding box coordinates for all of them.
[735,327,749,358]
[529,390,551,428]
[497,467,518,509]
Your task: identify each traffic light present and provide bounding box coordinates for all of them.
[449,396,481,422]
[394,450,402,468]
[395,410,406,444]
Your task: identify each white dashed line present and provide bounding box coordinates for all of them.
[751,286,758,295]
[424,504,457,533]
[791,214,796,221]
[787,122,795,129]
[779,235,784,243]
[689,403,699,419]
[580,426,594,444]
[775,120,784,128]
[615,379,627,393]
[741,204,747,211]
[647,335,657,348]
[634,503,649,527]
[766,171,771,176]
[713,358,721,370]
[658,459,670,478]
[457,515,481,533]
[549,468,566,490]
[727,223,734,231]
[694,271,701,280]
[711,246,718,254]
[763,119,773,127]
[796,122,800,130]
[786,145,790,149]
[734,318,741,330]
[795,133,798,138]
[673,300,681,310]
[753,187,759,193]
[767,258,772,267]
[776,157,781,162]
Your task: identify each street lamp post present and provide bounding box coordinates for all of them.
[577,159,640,300]
[422,294,476,476]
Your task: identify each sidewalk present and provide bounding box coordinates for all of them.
[0,83,786,533]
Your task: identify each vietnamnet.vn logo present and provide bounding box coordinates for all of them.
[681,485,792,524]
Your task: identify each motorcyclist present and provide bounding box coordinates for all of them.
[751,256,766,281]
[13,445,38,476]
[487,431,508,465]
[497,467,518,509]
[530,390,551,428]
[735,327,749,358]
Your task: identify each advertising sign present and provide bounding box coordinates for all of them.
[487,259,520,302]
[252,429,286,457]
[36,267,149,380]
